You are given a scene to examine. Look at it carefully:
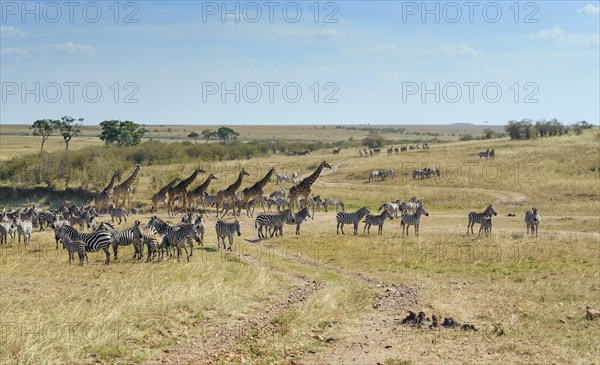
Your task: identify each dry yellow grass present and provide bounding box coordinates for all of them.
[0,129,598,364]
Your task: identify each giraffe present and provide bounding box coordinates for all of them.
[216,169,250,219]
[240,167,275,217]
[288,161,332,218]
[151,176,181,213]
[94,171,121,214]
[166,167,205,217]
[186,173,218,213]
[112,164,141,210]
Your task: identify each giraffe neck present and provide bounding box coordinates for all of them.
[178,170,199,190]
[226,171,245,193]
[159,177,180,194]
[253,168,275,190]
[102,174,119,193]
[118,167,140,189]
[300,163,324,189]
[192,176,214,193]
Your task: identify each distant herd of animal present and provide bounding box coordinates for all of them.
[0,152,541,266]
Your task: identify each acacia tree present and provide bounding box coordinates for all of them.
[99,120,145,147]
[30,119,57,153]
[201,129,217,143]
[217,126,239,142]
[55,116,84,150]
[188,132,200,144]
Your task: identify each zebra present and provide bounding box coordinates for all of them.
[160,223,202,262]
[0,221,16,244]
[400,198,422,214]
[203,192,218,207]
[525,208,540,237]
[55,225,113,264]
[400,146,407,153]
[181,213,205,243]
[0,223,7,245]
[394,147,400,154]
[68,210,96,231]
[97,222,144,261]
[423,143,430,150]
[478,214,493,238]
[368,171,381,182]
[479,149,490,159]
[285,207,311,235]
[363,209,394,235]
[275,197,290,212]
[387,147,393,156]
[131,221,163,262]
[255,210,294,239]
[467,205,497,234]
[412,170,428,180]
[148,216,176,236]
[291,171,299,183]
[379,199,403,218]
[381,169,395,180]
[108,204,129,224]
[269,188,286,199]
[11,218,32,245]
[36,210,54,231]
[400,205,429,237]
[333,147,341,155]
[323,198,345,212]
[424,167,440,177]
[276,173,289,184]
[336,207,371,235]
[489,149,495,158]
[215,220,241,251]
[265,198,278,212]
[61,235,88,265]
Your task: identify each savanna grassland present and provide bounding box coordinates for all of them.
[0,126,598,365]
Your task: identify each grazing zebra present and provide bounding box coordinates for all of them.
[478,214,493,238]
[363,209,394,235]
[479,149,490,159]
[269,189,286,199]
[11,218,32,245]
[161,223,202,262]
[368,171,381,182]
[55,225,113,264]
[255,210,294,239]
[336,207,371,235]
[215,220,241,251]
[467,205,497,234]
[400,146,407,153]
[0,223,6,245]
[412,170,428,180]
[108,204,128,224]
[323,198,345,212]
[381,169,395,180]
[332,147,341,155]
[276,173,289,184]
[61,235,88,265]
[265,198,278,212]
[285,207,311,235]
[400,205,429,237]
[525,207,540,237]
[379,199,403,218]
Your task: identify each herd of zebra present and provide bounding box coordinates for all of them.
[0,159,541,265]
[359,143,431,158]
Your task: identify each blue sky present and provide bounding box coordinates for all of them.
[1,1,599,125]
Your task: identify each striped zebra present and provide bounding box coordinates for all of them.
[55,225,113,264]
[161,223,202,262]
[61,235,88,265]
[147,216,175,235]
[36,210,54,231]
[50,219,70,249]
[68,210,96,232]
[181,213,205,243]
[467,205,497,234]
[276,173,289,184]
[285,207,311,235]
[400,205,429,237]
[363,209,394,235]
[412,170,428,180]
[379,199,403,218]
[108,204,128,224]
[215,220,241,251]
[131,221,162,262]
[479,149,490,159]
[525,207,540,237]
[11,218,32,245]
[381,169,395,180]
[275,197,290,212]
[265,198,278,212]
[478,214,493,238]
[0,223,8,245]
[269,189,286,199]
[1,221,16,244]
[323,198,345,212]
[255,210,294,239]
[368,171,381,182]
[97,222,144,261]
[336,207,371,235]
[400,198,422,214]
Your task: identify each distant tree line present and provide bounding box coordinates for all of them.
[505,119,594,140]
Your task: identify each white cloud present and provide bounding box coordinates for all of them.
[0,42,94,57]
[0,47,27,56]
[38,42,94,54]
[0,25,27,39]
[289,28,343,39]
[343,43,482,58]
[578,4,600,14]
[528,27,600,46]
